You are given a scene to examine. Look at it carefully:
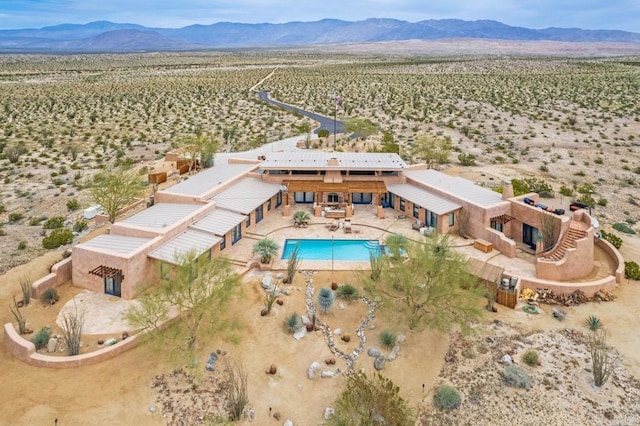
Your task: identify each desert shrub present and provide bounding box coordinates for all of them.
[66,199,80,211]
[17,240,27,250]
[41,288,59,306]
[458,152,476,166]
[336,284,359,301]
[600,230,622,249]
[503,364,532,389]
[612,222,636,234]
[42,228,73,249]
[0,203,5,213]
[317,287,335,313]
[317,129,330,138]
[625,261,640,280]
[434,385,461,410]
[588,329,613,387]
[559,185,574,197]
[43,216,65,229]
[597,198,608,207]
[32,327,53,350]
[28,216,43,226]
[585,315,602,331]
[8,212,24,223]
[284,313,300,333]
[512,178,554,197]
[379,329,396,350]
[73,220,88,233]
[522,349,540,366]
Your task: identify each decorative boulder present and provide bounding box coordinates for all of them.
[501,354,513,364]
[367,347,381,358]
[387,346,401,362]
[47,337,58,353]
[374,356,386,371]
[324,407,335,420]
[308,362,322,379]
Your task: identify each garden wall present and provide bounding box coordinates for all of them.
[3,322,139,368]
[31,257,72,298]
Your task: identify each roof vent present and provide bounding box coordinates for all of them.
[327,158,339,166]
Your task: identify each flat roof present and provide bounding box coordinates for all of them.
[211,177,281,215]
[81,234,152,255]
[120,203,202,229]
[191,209,247,236]
[260,151,407,171]
[149,229,221,264]
[159,163,257,197]
[404,169,503,207]
[387,183,462,215]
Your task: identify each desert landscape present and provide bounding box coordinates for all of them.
[0,46,639,425]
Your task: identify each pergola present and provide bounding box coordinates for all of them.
[89,265,124,279]
[490,213,515,224]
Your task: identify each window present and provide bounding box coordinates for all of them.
[267,199,272,211]
[413,204,420,219]
[276,191,282,207]
[427,210,438,228]
[255,205,264,223]
[246,215,251,228]
[491,220,503,233]
[160,262,170,280]
[294,191,314,203]
[328,193,339,203]
[352,192,372,204]
[232,223,242,244]
[219,237,226,251]
[449,212,455,227]
[399,198,405,212]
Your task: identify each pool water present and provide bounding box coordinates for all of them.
[281,239,382,261]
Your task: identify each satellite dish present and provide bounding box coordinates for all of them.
[279,185,288,192]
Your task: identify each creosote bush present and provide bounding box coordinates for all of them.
[503,364,532,389]
[600,230,622,249]
[522,349,540,366]
[625,261,640,280]
[42,228,73,249]
[434,385,461,410]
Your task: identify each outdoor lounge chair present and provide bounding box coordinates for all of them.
[344,220,352,234]
[328,221,339,231]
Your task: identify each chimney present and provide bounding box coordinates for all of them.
[502,182,514,200]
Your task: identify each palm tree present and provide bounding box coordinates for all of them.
[293,210,311,227]
[253,238,280,264]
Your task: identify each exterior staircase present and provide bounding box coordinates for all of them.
[543,222,587,262]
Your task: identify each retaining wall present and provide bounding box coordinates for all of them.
[31,257,72,298]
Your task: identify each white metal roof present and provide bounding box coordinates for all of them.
[386,183,462,215]
[260,151,407,170]
[160,163,257,197]
[121,203,202,229]
[190,209,247,236]
[148,229,221,264]
[404,169,503,207]
[211,177,281,215]
[81,234,152,255]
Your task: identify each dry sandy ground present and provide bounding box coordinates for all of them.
[0,235,638,425]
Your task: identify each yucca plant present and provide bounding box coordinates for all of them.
[585,315,602,331]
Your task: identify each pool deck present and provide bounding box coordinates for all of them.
[222,204,542,279]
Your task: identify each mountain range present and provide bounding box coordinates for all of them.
[1,18,639,52]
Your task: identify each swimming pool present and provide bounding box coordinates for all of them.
[281,239,382,261]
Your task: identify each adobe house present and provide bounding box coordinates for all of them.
[57,151,617,300]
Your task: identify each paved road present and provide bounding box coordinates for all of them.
[257,91,345,135]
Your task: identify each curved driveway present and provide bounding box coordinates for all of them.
[257,91,345,135]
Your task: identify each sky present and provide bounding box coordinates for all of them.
[0,0,638,32]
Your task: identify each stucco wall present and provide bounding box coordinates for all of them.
[518,274,617,298]
[31,256,72,298]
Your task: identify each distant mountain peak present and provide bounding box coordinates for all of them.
[1,18,638,52]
